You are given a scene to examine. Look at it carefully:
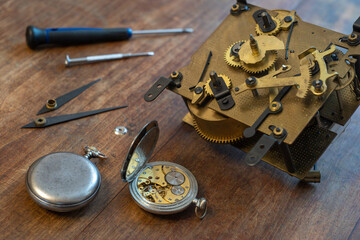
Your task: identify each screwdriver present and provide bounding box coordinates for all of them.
[26,26,194,49]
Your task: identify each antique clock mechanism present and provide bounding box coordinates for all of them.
[144,0,360,182]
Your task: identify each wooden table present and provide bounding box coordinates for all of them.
[1,0,360,239]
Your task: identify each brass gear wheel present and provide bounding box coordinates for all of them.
[224,41,245,68]
[240,50,277,74]
[297,64,313,98]
[204,74,232,97]
[187,101,246,143]
[255,16,281,36]
[225,35,282,74]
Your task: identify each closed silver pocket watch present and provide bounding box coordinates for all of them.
[26,146,107,212]
[121,121,207,219]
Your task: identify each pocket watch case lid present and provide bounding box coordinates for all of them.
[121,120,159,182]
[26,148,105,212]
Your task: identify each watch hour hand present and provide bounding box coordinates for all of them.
[36,78,101,115]
[22,105,127,128]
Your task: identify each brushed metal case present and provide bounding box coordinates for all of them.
[26,152,101,212]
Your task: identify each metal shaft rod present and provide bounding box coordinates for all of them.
[335,90,344,112]
[65,52,154,67]
[132,28,193,35]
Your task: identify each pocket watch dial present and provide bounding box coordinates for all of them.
[137,165,190,204]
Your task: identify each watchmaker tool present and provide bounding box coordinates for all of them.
[144,0,360,183]
[65,52,154,67]
[121,121,207,219]
[26,26,193,49]
[22,105,127,128]
[37,78,100,115]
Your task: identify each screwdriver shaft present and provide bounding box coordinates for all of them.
[65,52,154,67]
[132,28,193,35]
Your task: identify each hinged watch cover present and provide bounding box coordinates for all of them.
[121,120,159,182]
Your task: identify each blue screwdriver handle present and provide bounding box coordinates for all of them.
[26,26,133,49]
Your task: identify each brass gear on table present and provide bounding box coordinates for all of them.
[187,101,246,143]
[204,74,232,97]
[240,50,277,74]
[255,16,281,36]
[224,41,245,68]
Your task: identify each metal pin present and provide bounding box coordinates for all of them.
[261,12,271,28]
[210,71,221,87]
[335,90,344,112]
[249,34,259,56]
[65,52,154,67]
[315,111,322,127]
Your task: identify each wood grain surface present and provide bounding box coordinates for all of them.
[0,0,359,239]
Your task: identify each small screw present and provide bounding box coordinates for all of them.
[313,80,323,93]
[331,53,338,61]
[195,87,203,94]
[235,87,240,92]
[246,76,257,87]
[282,65,288,70]
[284,16,292,23]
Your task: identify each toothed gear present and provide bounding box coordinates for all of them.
[193,119,243,143]
[240,50,278,74]
[296,64,313,98]
[187,101,246,144]
[255,16,281,36]
[224,41,246,68]
[204,74,232,97]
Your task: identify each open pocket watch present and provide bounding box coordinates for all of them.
[26,146,107,212]
[121,121,207,219]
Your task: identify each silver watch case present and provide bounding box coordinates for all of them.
[26,147,105,212]
[121,121,206,218]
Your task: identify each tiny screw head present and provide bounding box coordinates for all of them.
[314,80,323,87]
[284,16,292,23]
[235,87,240,92]
[194,87,203,94]
[245,76,257,86]
[331,53,338,61]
